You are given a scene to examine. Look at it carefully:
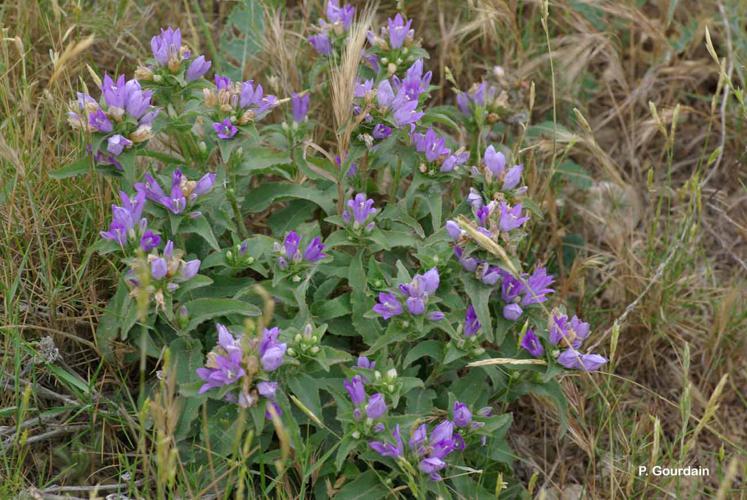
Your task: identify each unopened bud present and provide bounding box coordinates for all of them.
[134,66,154,81]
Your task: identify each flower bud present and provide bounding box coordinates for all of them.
[310,346,320,354]
[386,368,397,380]
[130,125,153,143]
[134,66,154,81]
[287,347,296,357]
[351,430,361,439]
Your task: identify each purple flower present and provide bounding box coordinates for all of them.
[456,92,470,115]
[502,303,523,321]
[373,292,403,320]
[284,231,301,259]
[498,201,529,232]
[140,169,214,214]
[453,401,472,427]
[369,425,404,459]
[88,108,113,133]
[445,220,463,240]
[100,188,147,246]
[393,59,431,101]
[239,81,277,117]
[196,324,245,393]
[302,236,326,262]
[151,26,183,66]
[357,356,375,370]
[484,145,506,177]
[427,311,445,321]
[291,92,310,122]
[372,123,392,139]
[419,457,446,481]
[503,164,523,190]
[342,192,377,228]
[106,134,133,156]
[467,188,483,210]
[409,424,428,451]
[180,259,200,280]
[390,91,424,127]
[376,80,396,107]
[521,329,544,357]
[214,74,232,91]
[549,312,590,349]
[441,151,469,173]
[412,128,449,162]
[326,0,355,29]
[213,118,238,140]
[186,55,212,81]
[464,304,481,337]
[344,375,366,406]
[259,327,287,372]
[308,33,332,55]
[479,265,502,286]
[557,349,607,371]
[150,257,168,279]
[522,266,554,305]
[257,381,278,399]
[387,14,413,49]
[365,393,387,419]
[454,246,479,272]
[139,230,161,252]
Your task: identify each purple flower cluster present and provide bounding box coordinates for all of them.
[204,74,277,139]
[456,81,498,115]
[353,59,430,133]
[445,200,529,247]
[68,74,158,164]
[499,266,555,321]
[473,146,524,191]
[145,240,200,286]
[344,374,387,422]
[411,128,469,173]
[146,26,211,80]
[370,419,464,481]
[196,324,286,413]
[100,187,160,252]
[520,312,607,371]
[367,13,415,51]
[308,1,356,56]
[275,231,327,269]
[140,169,216,215]
[342,193,378,232]
[373,268,443,320]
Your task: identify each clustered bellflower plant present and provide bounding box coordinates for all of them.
[59,3,609,496]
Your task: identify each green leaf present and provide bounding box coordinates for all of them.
[287,373,323,422]
[335,435,361,472]
[311,294,351,320]
[236,146,291,174]
[461,275,494,342]
[182,298,261,332]
[334,470,388,500]
[95,280,130,361]
[219,0,265,81]
[243,183,336,215]
[348,252,381,345]
[403,340,442,367]
[405,388,436,414]
[49,157,90,179]
[168,337,204,386]
[181,215,221,251]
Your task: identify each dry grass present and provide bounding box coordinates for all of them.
[1,0,745,497]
